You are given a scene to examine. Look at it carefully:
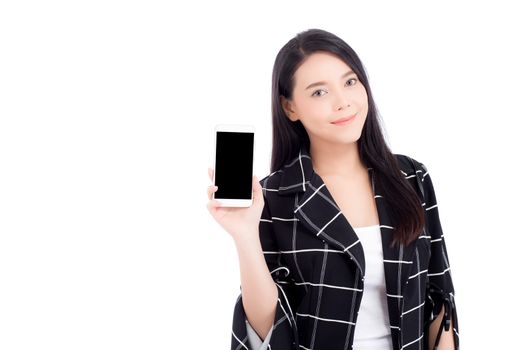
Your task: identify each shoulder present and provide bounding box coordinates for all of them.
[393,153,428,176]
[259,170,283,187]
[258,170,284,198]
[394,153,438,203]
[257,170,287,216]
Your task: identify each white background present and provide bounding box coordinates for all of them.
[1,1,523,348]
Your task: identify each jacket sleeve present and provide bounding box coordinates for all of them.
[230,187,300,350]
[246,318,273,350]
[418,162,460,349]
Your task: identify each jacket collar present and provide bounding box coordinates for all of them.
[277,144,419,317]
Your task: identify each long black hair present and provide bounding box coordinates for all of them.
[270,28,424,246]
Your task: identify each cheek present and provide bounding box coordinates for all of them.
[299,103,332,127]
[303,98,328,114]
[357,86,369,108]
[311,98,337,118]
[351,87,369,120]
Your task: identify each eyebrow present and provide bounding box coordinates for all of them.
[304,70,357,90]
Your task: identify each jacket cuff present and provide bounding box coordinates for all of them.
[425,283,459,349]
[231,282,299,350]
[246,318,273,350]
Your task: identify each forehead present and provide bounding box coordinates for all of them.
[294,52,352,85]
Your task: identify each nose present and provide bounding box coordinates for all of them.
[334,89,351,111]
[338,102,351,110]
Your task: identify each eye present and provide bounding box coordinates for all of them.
[346,78,358,86]
[311,89,326,97]
[311,78,359,97]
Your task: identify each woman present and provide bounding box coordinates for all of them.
[207,28,459,350]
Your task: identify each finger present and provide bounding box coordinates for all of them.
[207,199,222,212]
[208,167,214,182]
[207,185,218,200]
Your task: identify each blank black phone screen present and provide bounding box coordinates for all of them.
[214,131,254,199]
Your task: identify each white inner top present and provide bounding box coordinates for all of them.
[352,224,393,350]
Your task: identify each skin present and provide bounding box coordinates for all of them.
[280,51,455,349]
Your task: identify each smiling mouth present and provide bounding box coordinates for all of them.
[331,114,357,125]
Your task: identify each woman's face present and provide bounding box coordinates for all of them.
[281,51,369,147]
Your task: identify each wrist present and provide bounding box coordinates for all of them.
[233,230,261,249]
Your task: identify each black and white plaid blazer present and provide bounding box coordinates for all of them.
[230,144,459,350]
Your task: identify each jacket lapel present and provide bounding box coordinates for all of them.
[299,170,369,276]
[277,144,418,319]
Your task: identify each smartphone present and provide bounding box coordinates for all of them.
[212,124,255,207]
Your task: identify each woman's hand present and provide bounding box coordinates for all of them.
[206,167,265,243]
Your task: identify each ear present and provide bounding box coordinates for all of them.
[280,95,299,122]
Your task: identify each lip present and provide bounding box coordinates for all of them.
[331,114,357,125]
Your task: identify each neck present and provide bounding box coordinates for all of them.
[309,140,366,179]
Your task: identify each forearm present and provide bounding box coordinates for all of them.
[428,304,455,349]
[235,233,279,341]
